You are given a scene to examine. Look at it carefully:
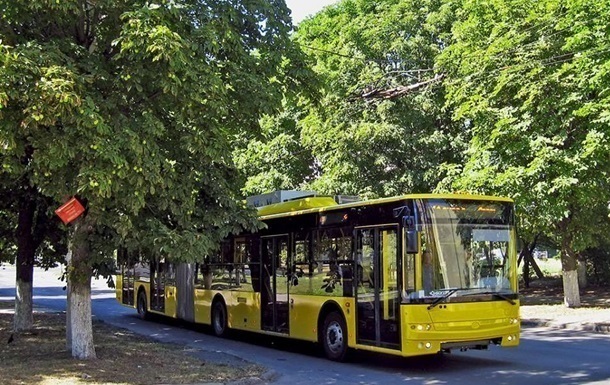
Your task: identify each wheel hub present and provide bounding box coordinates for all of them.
[326,321,344,353]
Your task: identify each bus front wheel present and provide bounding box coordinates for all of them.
[212,301,228,337]
[321,311,348,361]
[137,290,148,320]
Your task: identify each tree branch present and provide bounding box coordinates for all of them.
[357,73,445,100]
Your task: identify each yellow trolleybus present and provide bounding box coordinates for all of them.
[116,193,520,361]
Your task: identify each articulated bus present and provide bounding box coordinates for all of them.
[116,193,520,361]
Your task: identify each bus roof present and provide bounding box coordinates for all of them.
[258,193,513,220]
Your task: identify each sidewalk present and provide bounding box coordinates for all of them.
[519,279,610,334]
[521,305,610,333]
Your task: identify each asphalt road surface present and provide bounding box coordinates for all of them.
[1,265,610,385]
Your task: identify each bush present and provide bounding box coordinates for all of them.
[582,247,610,286]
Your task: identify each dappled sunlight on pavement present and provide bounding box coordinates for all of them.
[520,278,610,333]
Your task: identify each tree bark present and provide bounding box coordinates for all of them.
[67,220,96,359]
[577,259,587,288]
[519,235,542,288]
[69,274,95,359]
[14,279,33,331]
[14,196,36,332]
[176,263,195,322]
[560,220,581,308]
[65,250,72,351]
[562,269,580,308]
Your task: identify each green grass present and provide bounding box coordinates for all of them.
[535,257,563,277]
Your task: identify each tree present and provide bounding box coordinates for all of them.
[0,152,67,332]
[231,23,320,196]
[234,110,317,195]
[438,0,610,307]
[1,0,299,358]
[289,0,463,197]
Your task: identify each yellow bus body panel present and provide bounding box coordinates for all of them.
[228,291,261,331]
[164,286,177,318]
[288,295,355,342]
[401,300,520,356]
[194,289,214,324]
[115,274,123,304]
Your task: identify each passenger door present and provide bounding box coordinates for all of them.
[355,226,400,349]
[150,259,165,312]
[261,235,290,333]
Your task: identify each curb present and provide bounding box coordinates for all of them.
[522,319,610,334]
[226,370,279,385]
[178,369,278,385]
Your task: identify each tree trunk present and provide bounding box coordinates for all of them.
[519,235,541,288]
[14,279,33,332]
[523,254,530,288]
[14,196,36,332]
[67,220,96,359]
[65,250,72,351]
[176,263,195,322]
[577,259,587,288]
[560,221,581,308]
[562,269,580,308]
[69,274,95,359]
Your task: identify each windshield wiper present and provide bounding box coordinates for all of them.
[427,288,469,310]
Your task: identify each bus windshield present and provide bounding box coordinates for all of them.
[413,199,515,301]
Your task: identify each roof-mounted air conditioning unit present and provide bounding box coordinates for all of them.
[334,195,361,204]
[246,190,317,208]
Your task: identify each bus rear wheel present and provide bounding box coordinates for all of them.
[137,290,148,320]
[212,301,228,337]
[321,311,348,361]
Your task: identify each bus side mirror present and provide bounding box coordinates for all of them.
[402,215,420,253]
[403,215,421,231]
[406,230,419,254]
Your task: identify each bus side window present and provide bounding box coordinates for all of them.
[248,237,261,293]
[313,228,354,296]
[233,238,254,292]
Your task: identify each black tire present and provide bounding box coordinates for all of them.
[137,290,149,320]
[212,300,228,337]
[321,311,348,361]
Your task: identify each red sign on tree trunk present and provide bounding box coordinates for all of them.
[55,197,85,225]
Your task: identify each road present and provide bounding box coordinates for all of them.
[1,265,610,385]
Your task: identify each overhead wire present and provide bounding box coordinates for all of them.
[293,6,610,104]
[442,43,610,91]
[298,6,579,74]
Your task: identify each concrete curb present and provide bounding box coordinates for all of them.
[226,369,279,385]
[168,369,278,385]
[522,319,610,334]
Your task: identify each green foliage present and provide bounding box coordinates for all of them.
[438,0,610,262]
[235,0,464,198]
[234,110,316,195]
[0,0,301,265]
[583,245,610,285]
[296,0,464,197]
